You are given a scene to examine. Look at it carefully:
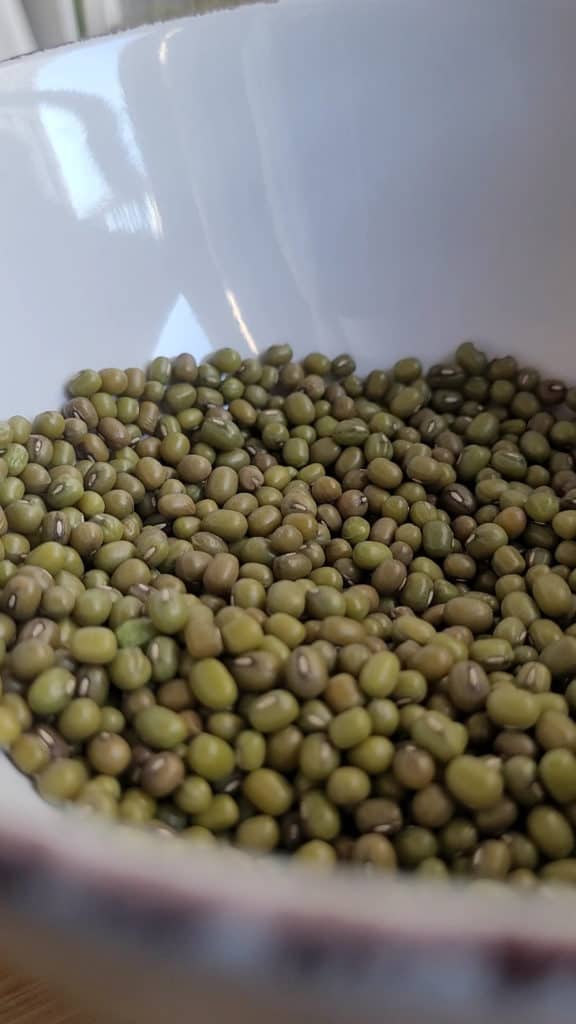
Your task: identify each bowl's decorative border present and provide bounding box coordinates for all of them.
[0,819,576,1022]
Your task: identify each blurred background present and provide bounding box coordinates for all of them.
[0,0,276,61]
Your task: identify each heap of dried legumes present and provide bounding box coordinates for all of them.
[1,343,576,884]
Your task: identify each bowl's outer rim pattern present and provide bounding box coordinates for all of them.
[0,809,576,1018]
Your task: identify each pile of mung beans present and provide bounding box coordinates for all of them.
[2,343,576,884]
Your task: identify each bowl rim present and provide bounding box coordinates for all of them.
[2,804,576,978]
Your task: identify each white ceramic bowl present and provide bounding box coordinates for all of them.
[2,2,576,1021]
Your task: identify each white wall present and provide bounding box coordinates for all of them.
[0,0,35,61]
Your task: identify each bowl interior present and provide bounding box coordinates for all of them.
[2,0,576,419]
[1,0,576,825]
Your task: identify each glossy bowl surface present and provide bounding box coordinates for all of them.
[1,2,576,1020]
